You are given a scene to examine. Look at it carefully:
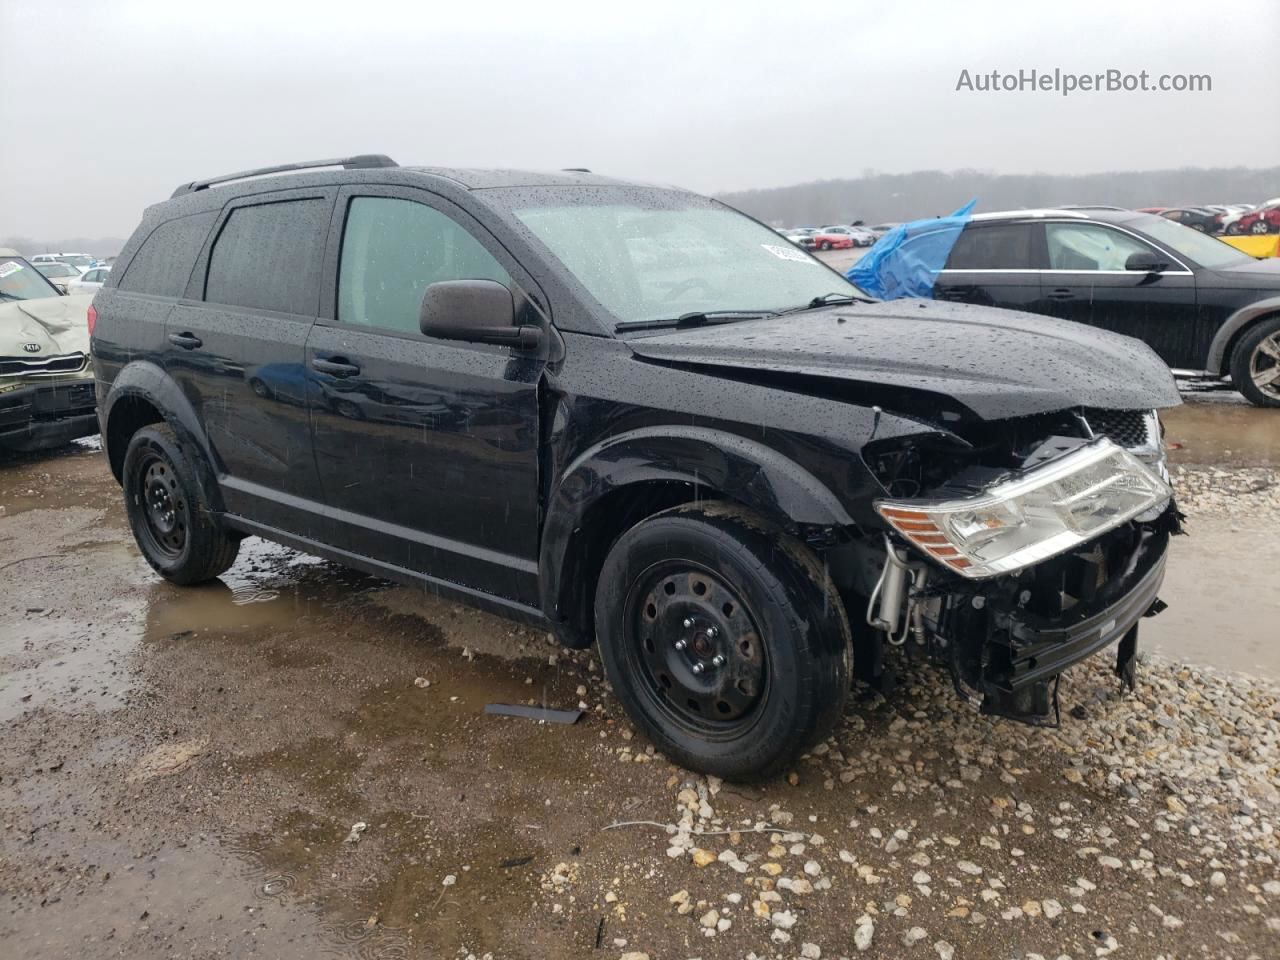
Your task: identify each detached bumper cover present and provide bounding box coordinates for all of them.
[0,378,98,449]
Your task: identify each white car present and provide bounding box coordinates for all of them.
[31,252,97,272]
[32,261,83,293]
[67,265,110,295]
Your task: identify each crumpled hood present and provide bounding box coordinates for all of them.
[0,294,93,358]
[628,299,1181,420]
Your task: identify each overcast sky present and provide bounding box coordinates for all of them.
[2,0,1277,240]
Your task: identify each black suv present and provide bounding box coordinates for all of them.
[92,157,1182,778]
[928,208,1280,407]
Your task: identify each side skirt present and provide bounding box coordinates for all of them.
[219,513,551,630]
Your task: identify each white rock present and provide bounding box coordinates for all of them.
[854,920,875,951]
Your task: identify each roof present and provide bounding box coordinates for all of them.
[0,248,21,257]
[968,208,1146,225]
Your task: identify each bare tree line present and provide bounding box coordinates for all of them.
[716,166,1280,226]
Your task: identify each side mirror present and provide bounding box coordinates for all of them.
[1124,251,1168,273]
[419,279,541,349]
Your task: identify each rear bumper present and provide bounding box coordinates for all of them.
[0,377,98,450]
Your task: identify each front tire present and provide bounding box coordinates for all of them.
[122,424,240,584]
[1230,316,1280,408]
[594,504,850,780]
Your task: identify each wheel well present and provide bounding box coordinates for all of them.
[555,481,720,648]
[105,395,164,481]
[1223,311,1280,376]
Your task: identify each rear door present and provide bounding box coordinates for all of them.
[166,187,335,540]
[933,220,1045,312]
[306,186,545,605]
[1039,220,1198,366]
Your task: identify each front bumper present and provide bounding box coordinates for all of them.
[0,377,98,450]
[993,528,1167,693]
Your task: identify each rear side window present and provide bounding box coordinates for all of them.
[205,198,328,315]
[117,212,216,297]
[337,197,510,335]
[946,223,1037,270]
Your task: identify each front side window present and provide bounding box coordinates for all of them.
[1045,223,1152,271]
[337,197,511,335]
[946,223,1037,270]
[205,199,328,314]
[506,192,863,328]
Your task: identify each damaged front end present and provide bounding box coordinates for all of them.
[841,407,1181,725]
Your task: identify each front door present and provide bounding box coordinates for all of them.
[306,188,544,605]
[165,188,335,540]
[1040,220,1199,368]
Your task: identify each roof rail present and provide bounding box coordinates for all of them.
[170,154,398,198]
[562,167,591,173]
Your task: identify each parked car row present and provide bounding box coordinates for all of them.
[776,223,878,250]
[1141,200,1280,236]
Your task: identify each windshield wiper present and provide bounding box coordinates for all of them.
[774,292,870,317]
[614,310,777,333]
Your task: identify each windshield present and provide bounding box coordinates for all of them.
[506,192,865,329]
[1132,214,1254,270]
[59,255,94,268]
[36,262,78,278]
[0,257,62,301]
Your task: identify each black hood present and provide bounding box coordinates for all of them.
[1212,256,1280,284]
[627,299,1181,420]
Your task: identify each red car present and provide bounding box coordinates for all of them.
[1228,201,1280,236]
[810,226,857,250]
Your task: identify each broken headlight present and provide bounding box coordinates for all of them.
[874,439,1172,579]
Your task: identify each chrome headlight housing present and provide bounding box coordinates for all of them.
[875,438,1172,579]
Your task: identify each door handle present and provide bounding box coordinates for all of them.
[311,357,361,378]
[168,332,202,349]
[1047,288,1076,302]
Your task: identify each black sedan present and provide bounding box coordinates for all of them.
[1158,206,1223,234]
[922,208,1280,406]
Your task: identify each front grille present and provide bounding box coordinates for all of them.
[1083,408,1151,449]
[0,352,88,377]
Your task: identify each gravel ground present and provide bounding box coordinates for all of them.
[2,429,1279,959]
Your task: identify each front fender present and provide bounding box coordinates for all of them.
[538,425,854,632]
[101,360,225,510]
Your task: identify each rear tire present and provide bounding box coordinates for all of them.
[594,504,850,780]
[1230,316,1280,408]
[122,424,240,584]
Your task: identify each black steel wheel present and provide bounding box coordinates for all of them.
[624,562,767,733]
[595,503,851,780]
[134,453,189,561]
[122,424,240,584]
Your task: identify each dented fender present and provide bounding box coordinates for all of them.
[538,424,854,635]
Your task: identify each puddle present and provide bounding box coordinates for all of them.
[142,538,371,641]
[1164,395,1280,466]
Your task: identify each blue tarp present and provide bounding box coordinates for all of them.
[847,199,977,300]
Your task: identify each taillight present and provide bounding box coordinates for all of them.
[86,304,97,336]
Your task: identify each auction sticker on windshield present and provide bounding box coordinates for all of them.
[761,243,818,264]
[0,261,23,278]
